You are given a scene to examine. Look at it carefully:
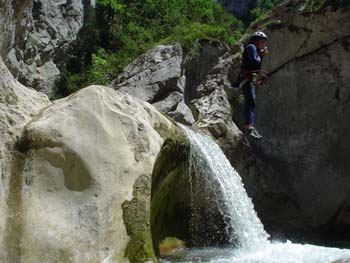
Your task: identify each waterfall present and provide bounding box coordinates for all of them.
[180,125,269,249]
[162,125,350,263]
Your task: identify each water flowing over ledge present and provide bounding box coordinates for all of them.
[169,125,350,263]
[180,124,269,249]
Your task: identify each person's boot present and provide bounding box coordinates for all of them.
[248,127,262,140]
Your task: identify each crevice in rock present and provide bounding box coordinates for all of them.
[151,78,180,104]
[294,24,314,55]
[183,40,229,105]
[334,87,340,101]
[268,35,350,77]
[4,153,25,263]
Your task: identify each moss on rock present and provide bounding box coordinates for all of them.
[159,237,185,256]
[150,127,191,256]
[122,175,158,263]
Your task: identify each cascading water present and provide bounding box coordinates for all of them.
[182,125,269,249]
[162,126,350,263]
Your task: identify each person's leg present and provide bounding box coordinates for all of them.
[243,82,262,139]
[242,81,256,128]
[249,82,256,127]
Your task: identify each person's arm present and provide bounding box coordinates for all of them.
[246,45,261,65]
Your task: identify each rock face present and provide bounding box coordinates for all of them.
[0,56,50,262]
[113,41,230,126]
[244,1,350,234]
[113,44,195,125]
[0,0,95,97]
[1,84,173,262]
[184,40,230,103]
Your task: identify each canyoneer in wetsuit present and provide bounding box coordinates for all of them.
[239,31,269,139]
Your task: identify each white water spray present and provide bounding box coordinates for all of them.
[168,125,350,263]
[181,125,269,249]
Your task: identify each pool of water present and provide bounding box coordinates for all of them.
[161,241,350,263]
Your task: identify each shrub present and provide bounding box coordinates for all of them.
[58,0,244,96]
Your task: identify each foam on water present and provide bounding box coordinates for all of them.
[161,242,350,263]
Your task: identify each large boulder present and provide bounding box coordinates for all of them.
[0,56,50,262]
[245,0,350,234]
[113,44,195,125]
[0,0,95,96]
[2,85,174,262]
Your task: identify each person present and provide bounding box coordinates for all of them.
[239,31,269,139]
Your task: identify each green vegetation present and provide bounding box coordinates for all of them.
[305,0,327,11]
[59,0,243,96]
[122,175,157,263]
[305,0,350,12]
[250,0,284,22]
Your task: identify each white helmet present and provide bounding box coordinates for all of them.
[250,31,268,40]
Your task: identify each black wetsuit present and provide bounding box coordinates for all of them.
[241,43,263,127]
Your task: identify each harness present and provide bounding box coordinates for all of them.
[243,70,269,85]
[238,70,269,89]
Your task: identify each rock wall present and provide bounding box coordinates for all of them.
[0,0,95,97]
[245,1,350,234]
[171,0,350,239]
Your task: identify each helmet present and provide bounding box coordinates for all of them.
[250,31,268,40]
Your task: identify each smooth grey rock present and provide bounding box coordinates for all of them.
[113,44,195,123]
[114,44,184,103]
[168,100,195,125]
[153,91,183,113]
